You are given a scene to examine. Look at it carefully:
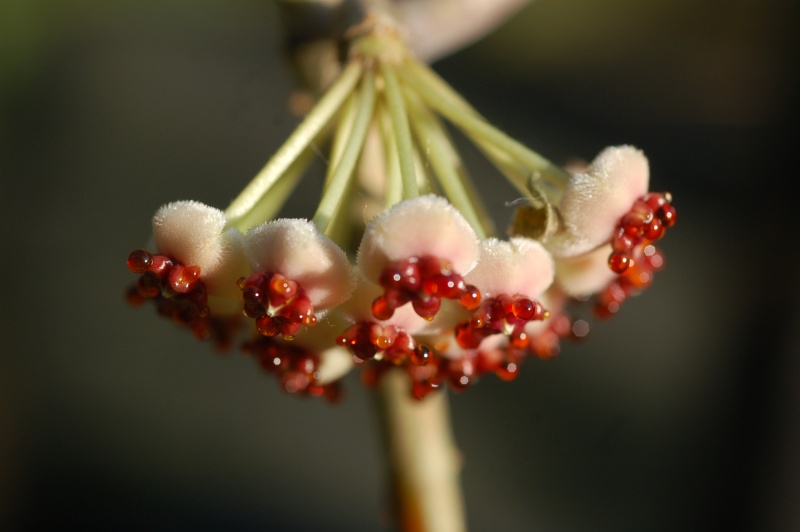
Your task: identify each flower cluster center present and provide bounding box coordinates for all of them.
[456,294,548,350]
[240,272,318,339]
[372,255,481,321]
[337,322,432,365]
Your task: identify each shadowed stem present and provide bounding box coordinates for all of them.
[378,371,466,532]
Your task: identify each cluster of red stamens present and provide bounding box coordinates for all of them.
[608,192,675,274]
[455,294,548,350]
[595,192,676,317]
[372,256,481,321]
[242,336,342,402]
[596,244,665,318]
[361,344,529,400]
[125,249,223,342]
[355,293,553,400]
[337,322,432,365]
[239,272,317,339]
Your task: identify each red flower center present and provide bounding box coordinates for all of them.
[372,255,481,321]
[239,272,318,339]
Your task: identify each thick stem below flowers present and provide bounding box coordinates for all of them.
[378,371,466,532]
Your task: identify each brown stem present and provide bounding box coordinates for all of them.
[378,370,466,532]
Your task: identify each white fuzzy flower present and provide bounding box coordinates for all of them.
[546,145,650,258]
[244,218,354,310]
[151,200,247,298]
[357,195,479,282]
[465,237,554,300]
[554,244,617,298]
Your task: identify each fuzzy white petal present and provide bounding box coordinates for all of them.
[244,219,353,309]
[398,0,529,63]
[152,200,228,272]
[357,195,479,281]
[204,229,249,298]
[547,146,649,257]
[554,244,617,298]
[465,237,554,299]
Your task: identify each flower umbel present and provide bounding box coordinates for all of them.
[125,12,676,400]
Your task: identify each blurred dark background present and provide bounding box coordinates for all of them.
[1,0,797,530]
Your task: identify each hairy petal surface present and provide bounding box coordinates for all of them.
[465,237,554,300]
[244,218,354,309]
[357,195,480,282]
[547,146,650,258]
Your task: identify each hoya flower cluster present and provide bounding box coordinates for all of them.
[125,18,676,401]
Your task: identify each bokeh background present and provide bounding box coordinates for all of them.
[1,0,797,530]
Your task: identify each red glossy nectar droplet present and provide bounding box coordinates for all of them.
[608,252,633,274]
[644,192,667,210]
[512,298,535,320]
[612,227,635,252]
[127,249,153,274]
[371,296,395,321]
[169,265,201,293]
[455,322,480,349]
[256,315,279,337]
[410,345,432,366]
[459,285,481,310]
[657,203,677,228]
[643,218,664,241]
[412,296,441,321]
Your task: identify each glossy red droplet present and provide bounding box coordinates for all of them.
[612,227,634,252]
[412,296,441,321]
[657,203,677,228]
[371,296,395,320]
[410,345,431,366]
[256,315,279,337]
[455,322,481,349]
[376,255,472,320]
[511,298,535,320]
[643,218,664,241]
[459,285,481,311]
[148,255,173,277]
[169,265,201,293]
[127,249,153,273]
[608,252,633,274]
[643,192,667,210]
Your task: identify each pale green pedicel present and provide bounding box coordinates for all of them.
[313,69,377,236]
[225,61,364,226]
